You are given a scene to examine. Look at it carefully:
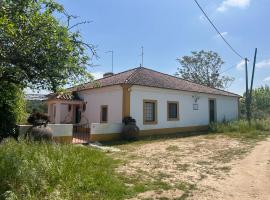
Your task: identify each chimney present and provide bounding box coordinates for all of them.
[103,72,114,78]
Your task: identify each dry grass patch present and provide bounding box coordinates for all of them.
[110,134,254,199]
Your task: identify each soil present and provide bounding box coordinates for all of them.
[190,138,270,200]
[111,135,270,199]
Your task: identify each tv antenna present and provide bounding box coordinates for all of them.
[140,46,144,67]
[105,50,114,72]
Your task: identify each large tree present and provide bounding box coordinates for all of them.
[239,85,270,119]
[0,0,96,92]
[175,50,234,89]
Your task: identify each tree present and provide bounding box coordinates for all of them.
[0,81,26,140]
[175,50,234,89]
[239,85,270,119]
[0,0,96,92]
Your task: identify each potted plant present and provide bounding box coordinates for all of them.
[25,110,52,142]
[121,116,140,141]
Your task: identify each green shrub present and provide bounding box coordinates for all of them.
[210,119,270,139]
[0,82,26,138]
[0,140,128,200]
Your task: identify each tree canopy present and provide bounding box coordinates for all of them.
[0,0,95,92]
[175,50,234,89]
[240,85,270,119]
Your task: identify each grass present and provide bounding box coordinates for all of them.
[166,145,179,151]
[1,119,269,200]
[0,139,128,200]
[210,119,270,140]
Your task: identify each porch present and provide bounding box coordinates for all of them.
[46,92,88,124]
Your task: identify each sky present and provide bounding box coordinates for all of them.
[29,0,270,95]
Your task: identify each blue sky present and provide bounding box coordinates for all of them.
[40,0,270,94]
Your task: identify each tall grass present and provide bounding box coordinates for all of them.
[210,119,270,139]
[0,140,127,200]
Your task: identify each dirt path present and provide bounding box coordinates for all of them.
[191,138,270,200]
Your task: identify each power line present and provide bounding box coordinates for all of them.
[220,66,235,74]
[193,0,245,60]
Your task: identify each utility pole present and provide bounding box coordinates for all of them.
[141,46,144,67]
[105,50,114,72]
[249,48,257,120]
[245,57,250,122]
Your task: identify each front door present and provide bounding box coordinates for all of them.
[75,106,81,124]
[209,99,216,123]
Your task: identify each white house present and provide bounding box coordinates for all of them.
[46,67,240,143]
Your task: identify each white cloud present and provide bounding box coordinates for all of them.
[217,0,250,12]
[91,71,104,80]
[236,60,245,70]
[257,59,270,68]
[215,31,228,38]
[263,76,270,82]
[199,15,205,21]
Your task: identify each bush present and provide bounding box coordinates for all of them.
[239,86,270,119]
[209,119,270,139]
[0,140,128,199]
[0,82,26,140]
[28,126,53,142]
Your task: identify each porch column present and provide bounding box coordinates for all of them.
[54,103,62,124]
[47,103,53,120]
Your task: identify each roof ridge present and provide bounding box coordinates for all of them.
[94,67,139,82]
[140,67,240,97]
[124,67,143,84]
[67,67,140,91]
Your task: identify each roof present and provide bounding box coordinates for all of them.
[70,67,240,97]
[47,92,82,101]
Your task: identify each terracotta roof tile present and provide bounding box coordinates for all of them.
[71,67,240,97]
[47,92,82,101]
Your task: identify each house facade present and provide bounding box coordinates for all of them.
[46,67,240,142]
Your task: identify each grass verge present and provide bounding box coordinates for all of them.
[0,139,128,200]
[209,119,270,140]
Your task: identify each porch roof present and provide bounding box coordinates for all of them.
[46,92,83,104]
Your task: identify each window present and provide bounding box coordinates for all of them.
[167,101,179,121]
[100,105,108,123]
[143,100,157,124]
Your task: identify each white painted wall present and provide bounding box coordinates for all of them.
[130,86,238,130]
[60,104,70,123]
[91,123,124,134]
[78,85,123,125]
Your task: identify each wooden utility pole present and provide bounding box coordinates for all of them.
[249,48,257,120]
[245,58,250,121]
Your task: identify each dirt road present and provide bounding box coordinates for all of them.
[191,138,270,200]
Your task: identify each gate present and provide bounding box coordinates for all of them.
[72,123,90,144]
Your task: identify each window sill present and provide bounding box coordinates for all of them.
[167,118,180,121]
[143,121,158,125]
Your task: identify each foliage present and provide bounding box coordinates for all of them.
[26,112,52,142]
[27,112,50,126]
[26,100,47,114]
[121,117,140,140]
[210,119,270,139]
[0,81,26,139]
[0,140,128,200]
[175,50,234,89]
[122,116,136,125]
[27,126,53,142]
[239,85,270,119]
[0,0,95,92]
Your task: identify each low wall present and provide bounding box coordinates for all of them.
[90,123,124,142]
[17,124,73,143]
